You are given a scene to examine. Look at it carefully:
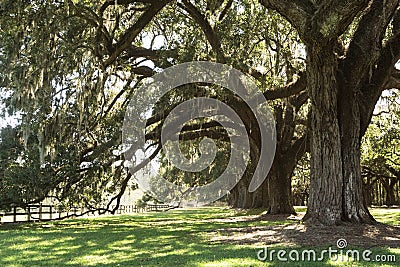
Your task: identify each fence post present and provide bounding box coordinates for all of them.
[39,204,42,221]
[27,206,31,222]
[49,206,53,220]
[13,206,17,223]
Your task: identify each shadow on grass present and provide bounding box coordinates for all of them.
[0,207,398,266]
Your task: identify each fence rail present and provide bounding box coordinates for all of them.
[0,204,172,224]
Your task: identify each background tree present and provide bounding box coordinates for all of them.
[0,0,309,213]
[362,90,400,206]
[164,0,309,212]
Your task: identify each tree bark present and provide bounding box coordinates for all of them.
[339,80,375,223]
[382,180,397,206]
[303,42,345,225]
[227,175,269,208]
[228,146,300,213]
[303,41,376,225]
[267,155,296,214]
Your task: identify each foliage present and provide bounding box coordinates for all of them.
[0,0,308,210]
[0,125,54,209]
[291,153,310,206]
[0,0,146,209]
[361,90,400,205]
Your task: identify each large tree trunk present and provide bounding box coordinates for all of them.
[228,145,299,212]
[228,146,269,208]
[303,43,344,225]
[303,41,375,225]
[339,81,375,223]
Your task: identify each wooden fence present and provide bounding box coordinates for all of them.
[0,204,172,224]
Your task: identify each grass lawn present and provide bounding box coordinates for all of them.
[0,207,399,266]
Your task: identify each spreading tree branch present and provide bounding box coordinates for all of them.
[385,68,400,89]
[360,6,400,134]
[310,0,369,41]
[105,144,161,213]
[178,0,227,63]
[100,0,159,14]
[218,0,234,22]
[259,0,315,40]
[104,0,171,67]
[264,72,307,100]
[343,0,399,91]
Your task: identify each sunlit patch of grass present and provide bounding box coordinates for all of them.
[370,208,400,226]
[234,208,268,216]
[0,207,399,266]
[198,256,265,266]
[294,206,307,213]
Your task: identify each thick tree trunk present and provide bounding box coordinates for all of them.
[304,41,375,225]
[382,182,396,206]
[303,43,344,225]
[362,178,374,206]
[267,156,296,214]
[228,149,298,212]
[339,83,375,223]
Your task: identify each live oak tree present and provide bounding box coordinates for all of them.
[0,0,169,212]
[1,0,310,214]
[260,0,400,224]
[169,0,309,213]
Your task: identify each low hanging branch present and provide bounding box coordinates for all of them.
[263,72,307,100]
[104,144,162,214]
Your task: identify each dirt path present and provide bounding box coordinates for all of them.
[208,213,400,248]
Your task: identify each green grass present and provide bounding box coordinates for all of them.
[0,207,398,266]
[368,207,400,226]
